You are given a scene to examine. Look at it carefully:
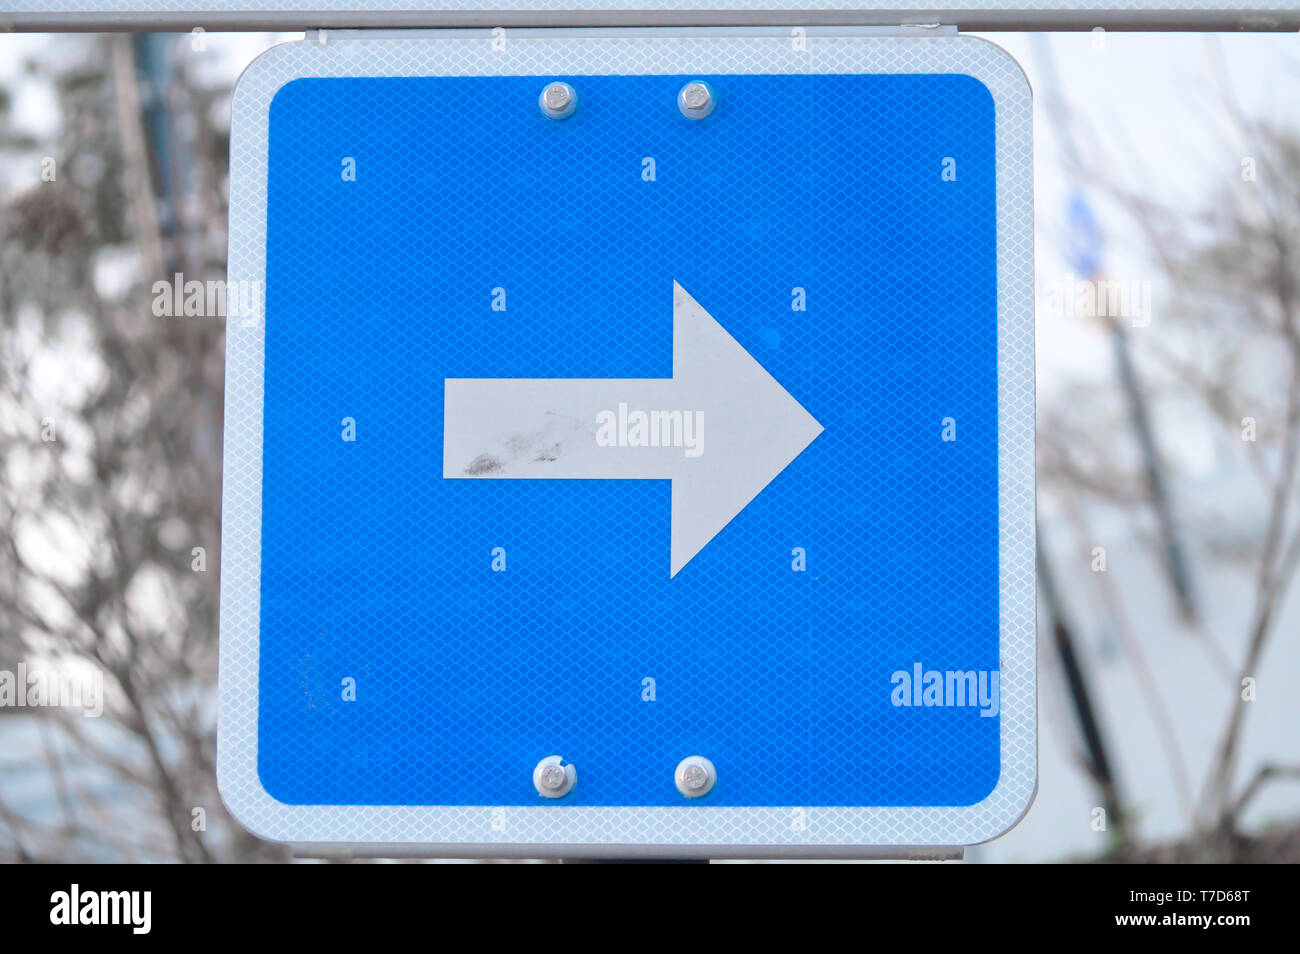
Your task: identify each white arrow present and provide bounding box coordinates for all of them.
[443,281,824,577]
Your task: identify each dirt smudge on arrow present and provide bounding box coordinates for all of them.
[465,453,504,475]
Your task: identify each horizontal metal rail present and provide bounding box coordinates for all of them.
[4,7,1300,34]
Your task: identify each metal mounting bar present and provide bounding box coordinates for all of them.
[3,5,1300,34]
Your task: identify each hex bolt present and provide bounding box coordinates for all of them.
[677,81,717,120]
[539,82,578,120]
[674,755,717,797]
[533,755,577,797]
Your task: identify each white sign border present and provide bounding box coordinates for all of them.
[217,27,1036,858]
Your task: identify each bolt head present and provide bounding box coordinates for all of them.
[677,82,717,121]
[675,755,717,797]
[539,82,577,120]
[533,755,576,797]
[543,83,571,110]
[681,83,711,110]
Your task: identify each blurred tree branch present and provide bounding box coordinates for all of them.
[1039,106,1300,858]
[0,34,281,863]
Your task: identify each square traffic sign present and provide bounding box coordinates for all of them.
[218,29,1035,857]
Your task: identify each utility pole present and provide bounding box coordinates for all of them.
[1038,524,1129,844]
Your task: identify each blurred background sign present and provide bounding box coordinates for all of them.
[4,1,1300,32]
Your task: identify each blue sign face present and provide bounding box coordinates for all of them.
[255,69,1002,809]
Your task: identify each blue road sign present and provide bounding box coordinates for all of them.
[218,30,1036,857]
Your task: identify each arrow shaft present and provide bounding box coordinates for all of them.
[443,378,702,480]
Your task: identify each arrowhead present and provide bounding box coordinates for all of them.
[669,281,823,576]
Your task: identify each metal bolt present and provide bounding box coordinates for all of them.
[540,765,565,788]
[674,756,717,797]
[678,81,716,120]
[533,755,577,797]
[539,82,577,120]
